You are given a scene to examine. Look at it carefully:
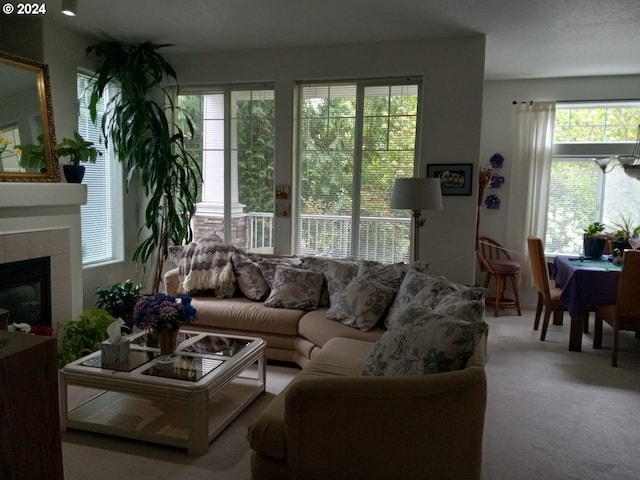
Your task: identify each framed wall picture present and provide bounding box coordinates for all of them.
[427,163,473,196]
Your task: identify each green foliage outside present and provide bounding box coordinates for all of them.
[57,307,115,368]
[554,107,640,143]
[236,98,275,213]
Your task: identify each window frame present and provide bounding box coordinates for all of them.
[294,78,423,262]
[77,71,124,267]
[546,101,640,255]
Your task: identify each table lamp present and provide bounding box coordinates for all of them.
[390,177,443,261]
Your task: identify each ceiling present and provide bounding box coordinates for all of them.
[51,0,640,80]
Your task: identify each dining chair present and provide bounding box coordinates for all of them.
[592,249,640,367]
[526,236,567,341]
[476,236,522,317]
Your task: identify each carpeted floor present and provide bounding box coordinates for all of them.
[61,311,640,479]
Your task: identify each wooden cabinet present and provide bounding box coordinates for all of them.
[0,331,63,480]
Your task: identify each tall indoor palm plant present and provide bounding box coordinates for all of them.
[87,41,201,293]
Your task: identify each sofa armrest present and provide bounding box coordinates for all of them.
[284,367,486,480]
[163,267,180,296]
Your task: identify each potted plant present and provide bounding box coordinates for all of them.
[133,293,196,355]
[583,221,606,258]
[86,41,201,293]
[608,215,639,252]
[95,279,143,329]
[57,307,115,368]
[56,131,101,183]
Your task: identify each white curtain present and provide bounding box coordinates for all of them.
[506,101,556,284]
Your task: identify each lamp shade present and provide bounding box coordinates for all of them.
[390,177,443,211]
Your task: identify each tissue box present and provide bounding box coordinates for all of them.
[101,339,130,367]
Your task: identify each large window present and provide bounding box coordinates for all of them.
[179,87,275,251]
[546,102,640,254]
[296,80,421,262]
[77,73,123,265]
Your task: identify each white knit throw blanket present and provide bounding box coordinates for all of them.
[178,237,236,297]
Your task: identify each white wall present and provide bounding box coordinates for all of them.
[41,20,143,309]
[169,35,487,284]
[480,74,640,307]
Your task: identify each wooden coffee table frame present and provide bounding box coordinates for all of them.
[59,329,266,456]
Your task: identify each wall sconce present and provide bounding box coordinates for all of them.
[390,177,443,261]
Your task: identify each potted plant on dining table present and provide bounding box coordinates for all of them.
[133,293,197,356]
[583,222,606,259]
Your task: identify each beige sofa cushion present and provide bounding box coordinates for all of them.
[248,338,373,459]
[298,308,385,349]
[189,297,304,336]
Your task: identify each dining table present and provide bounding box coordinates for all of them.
[551,255,621,352]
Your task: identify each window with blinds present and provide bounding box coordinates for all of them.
[179,87,275,250]
[77,73,123,265]
[547,102,640,254]
[296,80,420,262]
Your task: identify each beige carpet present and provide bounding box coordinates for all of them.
[61,311,640,480]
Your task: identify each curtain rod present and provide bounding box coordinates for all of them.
[512,100,533,105]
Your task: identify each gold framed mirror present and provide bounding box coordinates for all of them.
[0,50,59,182]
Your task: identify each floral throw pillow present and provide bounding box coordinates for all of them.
[258,257,301,289]
[435,288,488,322]
[326,276,397,331]
[300,256,330,307]
[263,265,324,311]
[361,303,489,376]
[322,258,360,305]
[232,250,270,301]
[385,269,461,329]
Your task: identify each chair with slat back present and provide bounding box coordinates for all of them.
[526,236,567,341]
[593,249,640,366]
[476,236,522,317]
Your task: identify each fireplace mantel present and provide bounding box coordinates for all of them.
[0,183,86,209]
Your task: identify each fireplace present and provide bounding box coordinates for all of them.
[0,257,51,328]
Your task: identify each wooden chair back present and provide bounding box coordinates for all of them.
[477,236,510,275]
[527,236,552,299]
[616,250,640,319]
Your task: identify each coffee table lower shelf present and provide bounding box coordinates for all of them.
[65,377,263,455]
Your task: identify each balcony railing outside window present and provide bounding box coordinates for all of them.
[247,212,410,263]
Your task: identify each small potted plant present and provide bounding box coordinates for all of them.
[583,221,606,258]
[608,215,639,252]
[95,279,143,330]
[57,307,115,368]
[56,131,101,183]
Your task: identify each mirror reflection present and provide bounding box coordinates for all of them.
[0,51,59,182]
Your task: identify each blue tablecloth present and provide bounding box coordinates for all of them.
[552,256,621,317]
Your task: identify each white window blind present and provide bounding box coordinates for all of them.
[77,73,122,265]
[296,81,420,262]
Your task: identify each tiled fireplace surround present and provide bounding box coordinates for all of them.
[0,183,87,329]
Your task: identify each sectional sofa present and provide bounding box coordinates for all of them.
[164,237,489,479]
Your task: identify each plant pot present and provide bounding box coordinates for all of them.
[63,164,85,183]
[611,240,631,253]
[158,329,179,356]
[583,236,605,259]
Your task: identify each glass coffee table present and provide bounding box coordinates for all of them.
[59,329,266,456]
